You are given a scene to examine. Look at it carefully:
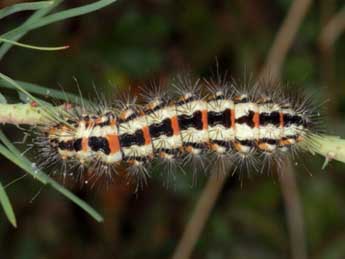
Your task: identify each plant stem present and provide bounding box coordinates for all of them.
[0,103,50,125]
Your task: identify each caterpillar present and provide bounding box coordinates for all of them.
[31,76,321,187]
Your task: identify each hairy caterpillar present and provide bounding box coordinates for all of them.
[31,76,322,187]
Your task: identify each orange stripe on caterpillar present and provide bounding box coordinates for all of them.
[171,116,180,135]
[201,110,208,130]
[142,126,151,145]
[253,112,260,128]
[82,137,88,152]
[279,112,284,128]
[231,110,235,128]
[106,134,120,153]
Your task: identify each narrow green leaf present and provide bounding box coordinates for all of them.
[0,0,63,60]
[0,181,17,227]
[17,92,52,109]
[2,0,118,41]
[0,92,7,104]
[0,37,69,51]
[49,180,104,223]
[0,140,48,185]
[0,131,103,222]
[0,79,84,103]
[28,0,118,29]
[0,1,53,20]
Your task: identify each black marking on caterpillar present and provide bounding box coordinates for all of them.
[31,75,323,189]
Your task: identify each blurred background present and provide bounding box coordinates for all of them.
[0,0,345,258]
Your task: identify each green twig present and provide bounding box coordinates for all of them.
[0,72,62,125]
[307,134,345,168]
[0,37,69,51]
[0,103,52,125]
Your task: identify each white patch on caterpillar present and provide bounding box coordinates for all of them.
[258,102,282,144]
[208,101,234,138]
[119,112,146,134]
[176,99,209,145]
[145,104,182,151]
[234,102,259,141]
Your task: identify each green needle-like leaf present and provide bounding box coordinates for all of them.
[0,181,17,227]
[0,37,69,51]
[0,92,7,104]
[25,0,118,30]
[0,131,103,223]
[0,0,63,60]
[0,1,53,20]
[0,79,85,103]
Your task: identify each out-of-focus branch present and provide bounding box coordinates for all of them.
[319,6,345,49]
[171,175,227,259]
[259,0,312,80]
[259,1,313,258]
[319,1,338,118]
[279,160,308,259]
